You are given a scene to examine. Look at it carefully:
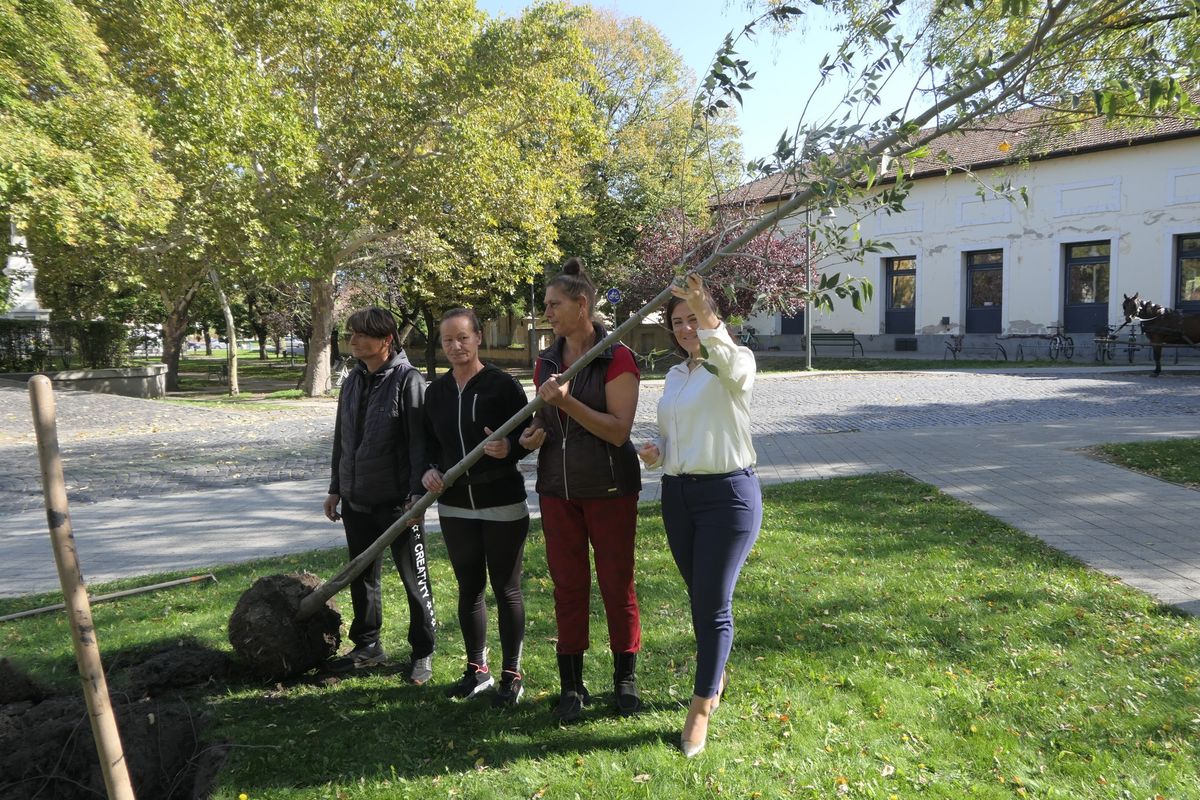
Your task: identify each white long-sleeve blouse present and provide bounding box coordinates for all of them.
[653,326,756,475]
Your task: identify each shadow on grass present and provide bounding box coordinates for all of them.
[210,679,671,789]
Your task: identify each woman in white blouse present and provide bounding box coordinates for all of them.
[639,272,762,757]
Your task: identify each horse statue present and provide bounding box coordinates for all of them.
[1120,293,1200,375]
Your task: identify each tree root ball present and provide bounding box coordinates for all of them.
[227,572,341,680]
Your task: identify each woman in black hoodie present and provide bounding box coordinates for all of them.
[422,308,532,707]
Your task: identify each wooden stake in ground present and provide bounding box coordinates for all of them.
[28,375,136,800]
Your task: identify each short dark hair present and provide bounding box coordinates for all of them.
[546,256,596,317]
[664,287,720,358]
[346,307,400,354]
[440,307,482,335]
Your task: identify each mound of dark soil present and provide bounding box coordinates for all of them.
[0,657,46,704]
[227,571,341,680]
[122,643,233,697]
[0,656,227,800]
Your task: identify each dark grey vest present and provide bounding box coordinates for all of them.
[335,354,420,507]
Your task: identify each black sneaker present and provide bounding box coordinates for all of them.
[446,663,494,699]
[491,670,524,708]
[407,655,433,685]
[550,686,590,723]
[326,641,386,673]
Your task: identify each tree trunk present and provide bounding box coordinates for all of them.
[246,293,270,360]
[304,275,336,396]
[160,281,201,393]
[208,268,239,395]
[203,329,212,356]
[329,325,340,366]
[273,335,282,359]
[421,304,438,379]
[398,319,415,346]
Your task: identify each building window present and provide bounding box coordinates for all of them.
[1065,242,1110,305]
[1179,234,1200,309]
[886,256,916,309]
[966,250,1003,308]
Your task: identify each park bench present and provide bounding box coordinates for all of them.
[943,335,1007,361]
[207,362,229,383]
[809,332,864,356]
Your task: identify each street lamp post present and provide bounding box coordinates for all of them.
[804,207,814,371]
[529,278,536,369]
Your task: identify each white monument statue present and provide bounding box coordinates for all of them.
[3,219,51,321]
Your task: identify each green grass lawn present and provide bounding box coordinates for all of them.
[1092,438,1200,489]
[3,474,1197,799]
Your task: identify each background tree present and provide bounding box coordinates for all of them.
[67,0,347,391]
[919,0,1198,122]
[628,208,811,320]
[244,281,302,360]
[555,6,744,304]
[0,0,176,246]
[336,231,539,376]
[201,0,601,396]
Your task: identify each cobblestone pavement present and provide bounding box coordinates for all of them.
[3,368,1199,602]
[631,369,1200,439]
[2,369,1197,515]
[1,387,335,514]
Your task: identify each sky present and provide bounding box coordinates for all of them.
[476,0,922,164]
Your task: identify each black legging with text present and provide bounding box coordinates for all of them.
[440,515,529,672]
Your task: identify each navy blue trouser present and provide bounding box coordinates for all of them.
[341,505,436,657]
[662,468,762,698]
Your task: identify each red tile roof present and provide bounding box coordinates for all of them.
[716,109,1200,207]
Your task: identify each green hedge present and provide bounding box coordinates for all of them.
[0,319,130,372]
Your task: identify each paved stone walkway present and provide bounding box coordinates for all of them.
[1,368,1198,612]
[3,369,1194,512]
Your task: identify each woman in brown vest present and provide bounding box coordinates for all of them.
[519,257,644,722]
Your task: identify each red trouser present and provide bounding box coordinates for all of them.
[539,493,641,655]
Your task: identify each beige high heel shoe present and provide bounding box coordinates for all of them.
[680,692,720,757]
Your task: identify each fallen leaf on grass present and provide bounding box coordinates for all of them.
[632,774,651,783]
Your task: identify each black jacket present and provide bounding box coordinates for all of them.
[534,323,641,500]
[423,364,530,510]
[329,350,427,508]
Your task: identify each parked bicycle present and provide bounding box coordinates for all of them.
[738,325,760,350]
[1093,325,1139,364]
[333,354,356,388]
[1046,325,1074,361]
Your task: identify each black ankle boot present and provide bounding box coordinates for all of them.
[613,652,643,716]
[551,653,589,723]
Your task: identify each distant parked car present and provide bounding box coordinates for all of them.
[185,341,203,351]
[282,338,306,355]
